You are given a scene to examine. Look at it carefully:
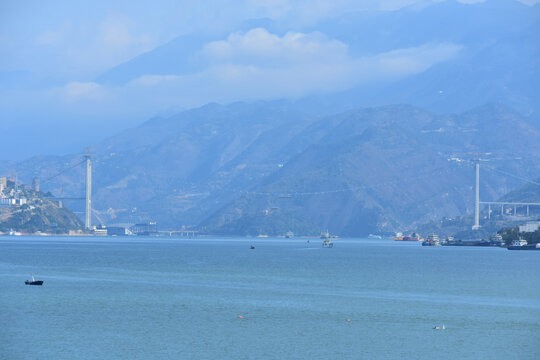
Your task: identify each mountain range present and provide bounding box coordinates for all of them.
[2,101,540,236]
[1,0,539,236]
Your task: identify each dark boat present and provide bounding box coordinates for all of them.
[250,245,255,249]
[25,275,43,286]
[508,244,540,250]
[507,239,540,250]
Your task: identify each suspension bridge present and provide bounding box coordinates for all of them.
[450,152,540,230]
[38,147,540,232]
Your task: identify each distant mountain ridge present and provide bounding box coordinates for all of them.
[96,0,540,117]
[2,101,540,236]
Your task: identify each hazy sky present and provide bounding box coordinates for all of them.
[1,0,538,159]
[1,0,485,79]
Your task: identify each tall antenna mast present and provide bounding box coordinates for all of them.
[84,147,92,229]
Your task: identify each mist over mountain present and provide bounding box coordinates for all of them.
[96,0,540,116]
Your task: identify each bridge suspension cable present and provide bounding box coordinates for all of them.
[219,169,447,197]
[482,165,540,187]
[41,159,86,185]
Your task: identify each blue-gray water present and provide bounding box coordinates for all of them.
[1,236,539,360]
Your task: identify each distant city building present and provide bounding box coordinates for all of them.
[15,198,27,206]
[0,198,15,206]
[0,198,26,206]
[0,177,6,193]
[518,221,540,233]
[32,177,40,192]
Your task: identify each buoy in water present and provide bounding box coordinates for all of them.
[238,315,243,319]
[346,319,351,322]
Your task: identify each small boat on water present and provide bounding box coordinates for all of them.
[507,238,540,250]
[250,245,255,249]
[394,232,423,241]
[322,239,333,248]
[25,275,43,286]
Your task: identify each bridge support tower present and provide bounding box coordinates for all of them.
[85,148,92,229]
[472,159,480,230]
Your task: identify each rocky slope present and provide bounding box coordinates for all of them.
[0,181,83,234]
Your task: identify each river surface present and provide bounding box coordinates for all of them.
[1,236,539,359]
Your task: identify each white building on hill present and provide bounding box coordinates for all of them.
[519,221,540,233]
